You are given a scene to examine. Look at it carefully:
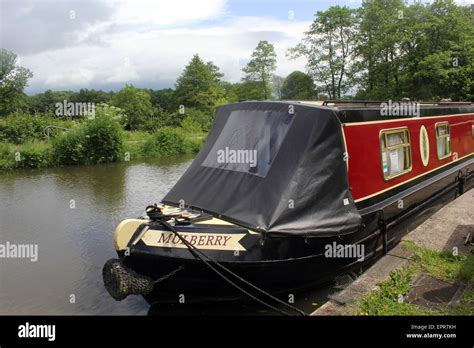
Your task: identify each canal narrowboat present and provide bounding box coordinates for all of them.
[103,100,474,311]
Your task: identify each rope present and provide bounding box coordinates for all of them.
[156,218,307,316]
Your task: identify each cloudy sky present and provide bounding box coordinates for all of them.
[1,0,472,95]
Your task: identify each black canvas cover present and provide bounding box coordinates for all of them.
[163,102,361,237]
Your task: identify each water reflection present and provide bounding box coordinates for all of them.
[0,157,193,315]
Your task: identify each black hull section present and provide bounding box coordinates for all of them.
[116,160,473,305]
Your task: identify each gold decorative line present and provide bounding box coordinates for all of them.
[354,153,474,202]
[344,113,474,126]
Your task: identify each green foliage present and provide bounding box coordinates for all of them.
[69,88,112,104]
[180,115,203,133]
[220,81,239,103]
[242,41,277,99]
[149,88,176,113]
[281,71,316,100]
[0,49,33,116]
[26,89,75,115]
[0,113,71,144]
[181,108,212,132]
[289,6,358,99]
[16,141,53,168]
[53,110,123,165]
[356,0,474,100]
[112,85,153,130]
[0,142,16,170]
[357,268,430,315]
[355,241,474,316]
[52,126,87,165]
[0,141,53,170]
[174,54,227,114]
[143,127,187,157]
[83,113,124,164]
[233,81,265,100]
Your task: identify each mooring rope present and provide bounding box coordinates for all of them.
[156,218,307,316]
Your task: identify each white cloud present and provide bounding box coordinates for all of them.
[109,0,227,26]
[21,14,310,93]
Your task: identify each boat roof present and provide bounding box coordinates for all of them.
[239,100,474,124]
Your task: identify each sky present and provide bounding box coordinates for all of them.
[0,0,472,95]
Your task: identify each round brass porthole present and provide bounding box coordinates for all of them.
[419,125,429,167]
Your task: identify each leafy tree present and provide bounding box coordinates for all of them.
[69,89,111,104]
[174,54,227,114]
[27,90,75,115]
[111,85,153,130]
[400,0,474,100]
[220,81,239,103]
[281,71,316,100]
[289,6,358,99]
[242,41,277,99]
[0,49,33,116]
[149,88,176,113]
[355,0,406,99]
[233,81,266,100]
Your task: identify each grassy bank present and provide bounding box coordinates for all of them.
[0,111,206,171]
[351,241,473,315]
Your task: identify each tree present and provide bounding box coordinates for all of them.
[355,0,406,99]
[233,81,266,100]
[400,0,474,100]
[174,54,227,114]
[354,0,474,101]
[0,49,33,116]
[242,41,277,99]
[149,88,176,113]
[26,90,74,115]
[111,85,152,130]
[69,89,111,104]
[289,6,358,99]
[281,71,316,100]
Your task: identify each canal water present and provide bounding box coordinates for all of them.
[0,156,336,315]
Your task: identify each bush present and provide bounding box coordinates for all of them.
[53,111,124,165]
[16,142,52,168]
[143,127,186,157]
[52,126,87,165]
[0,141,53,169]
[181,108,212,131]
[180,115,202,133]
[0,113,71,144]
[83,114,123,163]
[0,142,15,170]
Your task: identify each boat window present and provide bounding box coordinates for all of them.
[380,128,412,180]
[435,122,451,160]
[201,109,294,177]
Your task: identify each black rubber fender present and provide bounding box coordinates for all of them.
[102,259,155,301]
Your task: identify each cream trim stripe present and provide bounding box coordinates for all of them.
[344,113,474,126]
[354,153,474,202]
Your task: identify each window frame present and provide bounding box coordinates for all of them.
[435,122,451,160]
[379,127,413,181]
